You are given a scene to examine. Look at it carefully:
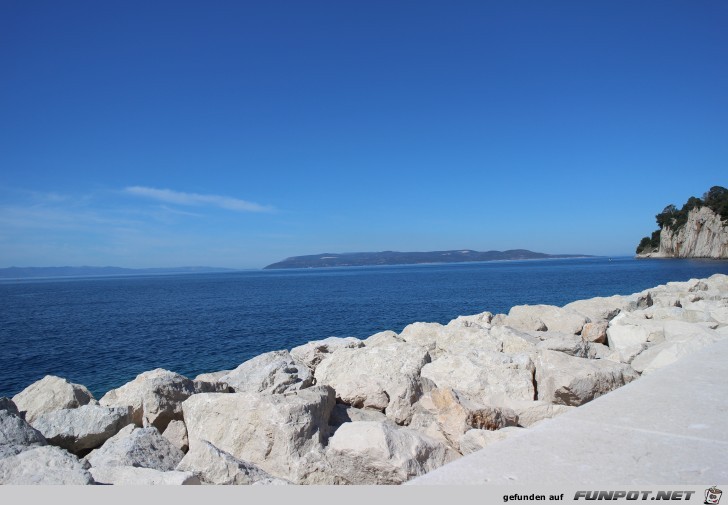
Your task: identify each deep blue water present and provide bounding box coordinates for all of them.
[2,256,728,398]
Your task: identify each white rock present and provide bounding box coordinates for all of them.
[162,419,188,453]
[415,388,518,451]
[176,440,289,485]
[538,333,592,358]
[707,274,728,292]
[434,324,502,356]
[193,370,233,393]
[314,342,431,424]
[0,409,47,459]
[31,404,132,453]
[458,426,526,455]
[408,394,452,447]
[85,425,184,471]
[581,320,608,343]
[504,305,589,335]
[606,313,666,362]
[421,352,535,403]
[587,342,622,361]
[100,368,195,431]
[182,386,335,483]
[447,312,493,329]
[363,330,404,347]
[0,445,94,484]
[662,319,724,342]
[12,376,95,423]
[535,350,638,406]
[631,325,725,374]
[290,336,364,372]
[398,322,443,350]
[490,325,540,353]
[193,380,232,394]
[563,292,652,322]
[219,350,313,394]
[685,300,728,324]
[326,421,458,484]
[90,465,200,485]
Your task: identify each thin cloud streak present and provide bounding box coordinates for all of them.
[124,186,274,213]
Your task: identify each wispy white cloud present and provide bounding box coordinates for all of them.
[124,186,274,213]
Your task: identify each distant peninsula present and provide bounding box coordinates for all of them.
[0,266,237,280]
[264,249,591,269]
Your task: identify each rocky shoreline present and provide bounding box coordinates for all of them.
[2,274,727,485]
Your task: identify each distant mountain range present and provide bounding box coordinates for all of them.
[0,266,237,280]
[264,249,591,269]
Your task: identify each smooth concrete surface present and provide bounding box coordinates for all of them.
[410,338,728,485]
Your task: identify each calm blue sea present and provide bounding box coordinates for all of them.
[2,256,728,398]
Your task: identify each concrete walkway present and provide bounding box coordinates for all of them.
[411,337,728,485]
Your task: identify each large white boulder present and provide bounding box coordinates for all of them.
[89,466,200,485]
[100,368,195,431]
[176,440,289,485]
[182,386,335,483]
[535,350,638,406]
[631,324,726,374]
[84,425,185,471]
[0,409,47,459]
[662,319,724,342]
[219,350,313,394]
[535,332,592,358]
[398,322,443,350]
[434,324,502,356]
[682,300,728,325]
[192,370,232,393]
[504,305,589,335]
[420,351,535,403]
[290,336,364,372]
[314,342,431,424]
[563,292,652,322]
[363,330,404,347]
[326,421,457,484]
[12,376,95,423]
[606,313,666,362]
[0,445,94,484]
[31,404,132,453]
[447,312,493,329]
[414,388,518,451]
[490,325,540,353]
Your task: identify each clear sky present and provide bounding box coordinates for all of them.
[1,1,726,269]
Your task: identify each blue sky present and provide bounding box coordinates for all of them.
[1,1,726,268]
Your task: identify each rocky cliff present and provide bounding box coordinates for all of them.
[639,206,728,259]
[636,186,728,259]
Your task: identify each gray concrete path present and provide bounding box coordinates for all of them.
[410,338,728,485]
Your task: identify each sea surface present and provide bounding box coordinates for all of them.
[2,256,728,398]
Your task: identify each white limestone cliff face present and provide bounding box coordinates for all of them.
[643,207,728,259]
